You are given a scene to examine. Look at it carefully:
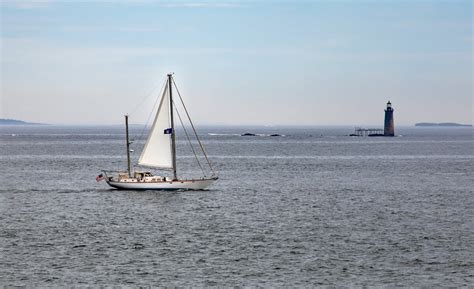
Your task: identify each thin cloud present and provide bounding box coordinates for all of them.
[2,0,243,9]
[2,0,53,9]
[99,0,243,7]
[160,2,243,8]
[120,27,162,32]
[2,24,163,33]
[59,25,162,32]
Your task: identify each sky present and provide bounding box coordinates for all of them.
[0,0,472,126]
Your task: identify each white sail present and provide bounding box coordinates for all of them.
[138,81,173,169]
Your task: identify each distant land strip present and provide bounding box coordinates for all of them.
[0,118,47,125]
[415,122,472,127]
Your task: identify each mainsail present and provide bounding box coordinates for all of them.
[138,81,173,169]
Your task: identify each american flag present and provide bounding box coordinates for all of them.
[96,173,104,182]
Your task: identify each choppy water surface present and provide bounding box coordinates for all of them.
[0,125,473,286]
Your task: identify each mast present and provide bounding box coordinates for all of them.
[125,114,132,177]
[168,74,178,180]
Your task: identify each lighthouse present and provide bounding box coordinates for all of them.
[384,101,395,136]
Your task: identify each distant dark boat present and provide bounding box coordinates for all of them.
[241,133,256,136]
[368,134,384,137]
[270,134,281,137]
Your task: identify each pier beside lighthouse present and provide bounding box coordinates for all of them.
[350,101,395,137]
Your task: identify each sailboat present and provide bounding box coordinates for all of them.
[98,74,218,190]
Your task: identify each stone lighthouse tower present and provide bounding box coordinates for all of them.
[384,101,395,136]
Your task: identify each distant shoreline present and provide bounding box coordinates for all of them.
[1,118,472,128]
[0,118,47,125]
[415,122,472,127]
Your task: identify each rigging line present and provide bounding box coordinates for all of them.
[129,79,165,117]
[172,99,206,176]
[172,77,216,175]
[132,78,167,161]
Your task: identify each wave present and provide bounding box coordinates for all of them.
[1,154,472,160]
[203,154,474,160]
[0,155,124,159]
[0,188,112,194]
[208,133,286,137]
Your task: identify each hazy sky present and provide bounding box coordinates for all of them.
[1,0,472,125]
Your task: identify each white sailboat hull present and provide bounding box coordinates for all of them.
[105,177,217,191]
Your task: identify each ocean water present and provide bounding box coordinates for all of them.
[0,125,472,286]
